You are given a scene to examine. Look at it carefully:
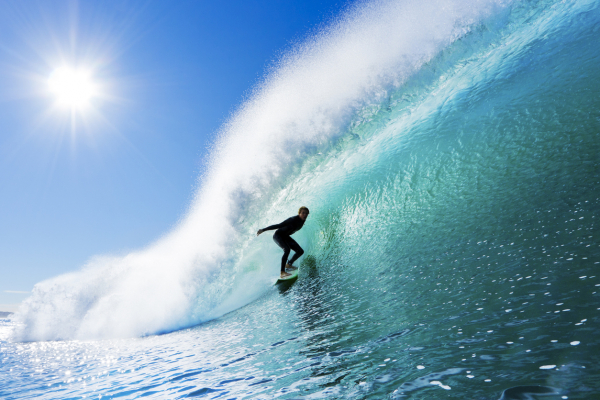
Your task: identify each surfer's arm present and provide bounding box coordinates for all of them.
[256,217,294,236]
[257,223,283,236]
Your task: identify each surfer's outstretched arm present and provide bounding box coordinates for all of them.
[257,223,282,236]
[256,218,295,236]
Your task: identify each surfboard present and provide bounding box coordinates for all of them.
[275,267,299,284]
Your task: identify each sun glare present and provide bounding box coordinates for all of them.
[48,67,97,109]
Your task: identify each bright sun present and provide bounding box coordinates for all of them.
[48,66,97,109]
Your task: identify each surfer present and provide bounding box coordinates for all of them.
[257,207,309,278]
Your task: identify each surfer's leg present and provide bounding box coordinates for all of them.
[281,249,291,273]
[286,237,304,267]
[273,233,292,273]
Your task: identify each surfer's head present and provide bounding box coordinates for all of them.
[298,206,309,220]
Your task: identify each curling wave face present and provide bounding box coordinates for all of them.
[13,0,600,346]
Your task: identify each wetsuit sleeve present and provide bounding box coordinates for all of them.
[262,222,284,231]
[261,217,294,232]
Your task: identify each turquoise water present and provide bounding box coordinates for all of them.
[2,0,600,398]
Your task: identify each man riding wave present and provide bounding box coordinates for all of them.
[257,207,309,278]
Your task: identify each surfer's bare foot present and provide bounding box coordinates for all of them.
[280,271,292,278]
[285,263,297,271]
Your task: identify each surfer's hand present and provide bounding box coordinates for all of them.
[257,229,264,236]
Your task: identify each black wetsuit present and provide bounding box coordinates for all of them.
[261,216,305,272]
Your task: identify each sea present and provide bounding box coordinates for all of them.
[1,0,599,398]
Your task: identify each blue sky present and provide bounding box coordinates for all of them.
[0,0,349,311]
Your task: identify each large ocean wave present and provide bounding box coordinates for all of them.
[13,0,600,343]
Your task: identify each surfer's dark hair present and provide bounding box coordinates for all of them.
[298,206,309,214]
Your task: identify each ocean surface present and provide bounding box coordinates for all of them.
[2,0,599,398]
